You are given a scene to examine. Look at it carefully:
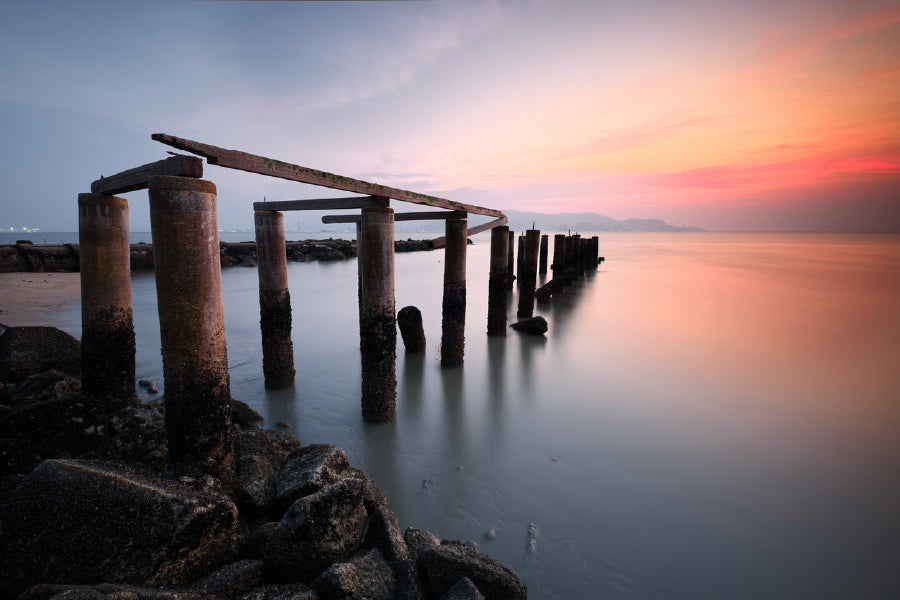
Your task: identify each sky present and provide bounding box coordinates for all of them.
[1,0,898,232]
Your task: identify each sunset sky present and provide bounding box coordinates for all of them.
[1,0,898,231]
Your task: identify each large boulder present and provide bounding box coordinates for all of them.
[404,527,440,561]
[363,505,408,566]
[263,478,369,583]
[312,549,395,600]
[441,577,486,600]
[0,368,81,408]
[0,325,81,383]
[0,459,239,598]
[275,444,349,504]
[418,543,527,600]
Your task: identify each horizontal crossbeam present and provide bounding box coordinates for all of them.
[321,210,466,224]
[253,196,388,212]
[91,155,203,195]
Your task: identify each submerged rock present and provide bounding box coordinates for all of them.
[418,543,527,600]
[510,316,548,336]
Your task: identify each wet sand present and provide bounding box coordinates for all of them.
[0,272,81,326]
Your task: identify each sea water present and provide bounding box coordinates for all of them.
[25,232,900,599]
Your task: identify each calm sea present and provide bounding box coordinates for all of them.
[12,232,900,599]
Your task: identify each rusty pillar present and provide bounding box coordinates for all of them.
[487,225,509,337]
[148,176,232,481]
[255,210,295,389]
[517,229,540,318]
[440,218,467,367]
[539,234,549,275]
[506,230,515,289]
[78,193,135,409]
[359,205,396,422]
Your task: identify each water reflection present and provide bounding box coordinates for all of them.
[399,351,425,419]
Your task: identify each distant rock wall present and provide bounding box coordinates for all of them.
[0,238,435,273]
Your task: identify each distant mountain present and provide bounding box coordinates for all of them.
[500,210,704,233]
[281,209,703,234]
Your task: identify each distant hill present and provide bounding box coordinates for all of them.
[283,209,703,234]
[500,210,704,233]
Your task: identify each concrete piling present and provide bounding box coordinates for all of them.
[359,205,396,422]
[517,229,540,318]
[552,234,566,274]
[148,176,232,481]
[539,234,548,275]
[487,225,509,336]
[78,193,135,408]
[516,235,525,286]
[440,218,467,367]
[507,230,515,289]
[255,210,295,389]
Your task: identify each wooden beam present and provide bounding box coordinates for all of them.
[252,196,388,212]
[91,155,203,195]
[432,216,508,248]
[322,210,466,224]
[152,133,504,218]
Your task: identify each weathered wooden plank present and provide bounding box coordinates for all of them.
[322,210,466,224]
[152,133,504,218]
[252,196,388,212]
[91,155,203,195]
[432,216,508,248]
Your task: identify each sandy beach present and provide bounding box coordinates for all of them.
[0,272,81,327]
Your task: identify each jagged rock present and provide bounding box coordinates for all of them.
[263,478,369,584]
[275,444,349,503]
[230,399,265,431]
[0,459,239,598]
[418,543,527,600]
[510,316,548,336]
[235,430,302,468]
[0,326,81,383]
[404,527,440,562]
[195,559,263,600]
[237,454,277,509]
[101,400,168,472]
[1,369,81,407]
[311,245,346,261]
[362,505,409,565]
[18,583,212,600]
[312,549,395,600]
[344,466,389,511]
[394,559,428,600]
[441,577,485,600]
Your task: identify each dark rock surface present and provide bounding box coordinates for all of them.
[0,325,81,383]
[510,316,548,336]
[275,444,349,504]
[362,505,409,566]
[419,543,528,600]
[312,549,395,600]
[0,459,239,598]
[441,576,486,600]
[263,478,370,584]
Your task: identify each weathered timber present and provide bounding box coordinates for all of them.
[253,196,388,212]
[398,306,426,352]
[507,230,515,289]
[152,133,503,218]
[539,234,549,275]
[90,155,202,195]
[517,230,541,318]
[322,210,467,224]
[431,215,508,248]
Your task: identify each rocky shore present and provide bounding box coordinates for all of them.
[0,238,436,273]
[0,323,526,600]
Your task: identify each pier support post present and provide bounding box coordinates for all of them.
[552,234,566,275]
[359,205,396,422]
[517,229,540,318]
[149,176,232,481]
[78,193,135,409]
[516,235,525,286]
[487,225,509,336]
[539,234,548,275]
[572,235,582,277]
[440,218,467,367]
[255,210,295,389]
[506,230,515,289]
